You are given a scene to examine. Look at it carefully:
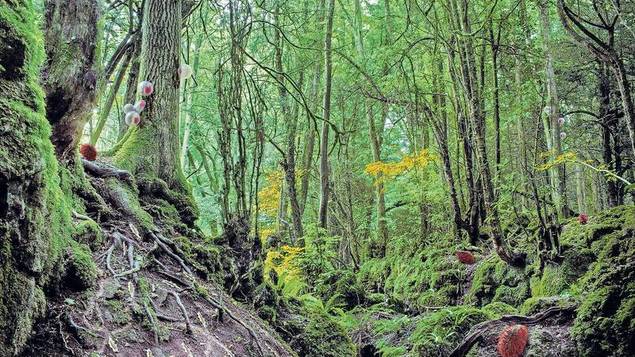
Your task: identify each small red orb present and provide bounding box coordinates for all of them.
[456,251,476,265]
[79,144,97,161]
[578,213,589,225]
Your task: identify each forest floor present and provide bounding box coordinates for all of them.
[21,160,293,357]
[17,160,635,357]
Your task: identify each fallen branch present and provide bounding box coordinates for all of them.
[82,159,131,180]
[449,305,577,357]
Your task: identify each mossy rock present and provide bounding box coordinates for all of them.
[466,255,528,306]
[262,296,355,357]
[492,282,530,307]
[295,309,356,357]
[520,295,575,315]
[72,219,103,250]
[174,236,220,274]
[65,243,98,291]
[481,301,518,317]
[571,229,635,356]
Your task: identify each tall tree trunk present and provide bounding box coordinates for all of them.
[0,3,72,354]
[274,5,303,241]
[450,0,524,266]
[42,0,101,162]
[489,20,502,178]
[299,0,325,215]
[352,0,388,256]
[598,62,622,207]
[180,35,203,169]
[114,0,185,191]
[318,0,335,230]
[538,0,569,219]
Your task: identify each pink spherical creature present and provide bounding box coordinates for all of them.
[138,81,154,97]
[135,99,146,112]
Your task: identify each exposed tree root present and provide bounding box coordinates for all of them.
[199,291,266,356]
[170,291,193,334]
[449,305,577,357]
[150,232,193,275]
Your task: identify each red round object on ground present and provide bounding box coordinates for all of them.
[456,251,476,265]
[497,324,529,357]
[79,143,97,161]
[578,213,588,225]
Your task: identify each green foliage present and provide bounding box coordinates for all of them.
[410,306,492,356]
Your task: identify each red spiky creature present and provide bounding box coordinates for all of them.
[455,250,476,265]
[578,213,588,225]
[79,143,97,161]
[497,324,529,357]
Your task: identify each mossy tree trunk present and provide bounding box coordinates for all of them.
[114,0,185,191]
[42,0,101,163]
[0,2,72,354]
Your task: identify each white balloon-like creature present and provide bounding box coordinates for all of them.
[179,64,193,80]
[123,103,136,113]
[125,111,141,126]
[135,99,146,112]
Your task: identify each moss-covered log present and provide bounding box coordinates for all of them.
[0,2,73,354]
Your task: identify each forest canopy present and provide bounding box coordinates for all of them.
[1,0,634,356]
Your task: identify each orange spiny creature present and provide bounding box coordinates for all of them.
[497,324,529,357]
[455,251,476,265]
[79,143,97,161]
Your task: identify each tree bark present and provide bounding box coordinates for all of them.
[115,0,185,191]
[318,0,335,230]
[0,2,72,354]
[42,0,101,162]
[180,35,203,169]
[538,0,569,219]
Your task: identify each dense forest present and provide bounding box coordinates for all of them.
[1,0,634,356]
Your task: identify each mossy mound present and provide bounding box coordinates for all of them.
[254,282,356,356]
[570,206,635,356]
[466,254,529,307]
